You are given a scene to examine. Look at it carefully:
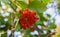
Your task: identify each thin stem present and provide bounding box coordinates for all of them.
[9,0,17,12]
[22,30,26,37]
[15,19,19,29]
[0,33,1,37]
[37,28,40,37]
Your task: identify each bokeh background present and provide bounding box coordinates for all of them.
[0,0,60,37]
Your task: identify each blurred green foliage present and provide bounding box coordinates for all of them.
[0,0,60,37]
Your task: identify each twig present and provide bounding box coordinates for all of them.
[15,19,19,29]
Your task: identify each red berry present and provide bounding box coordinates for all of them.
[19,8,39,30]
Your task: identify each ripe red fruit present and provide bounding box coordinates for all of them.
[19,8,39,30]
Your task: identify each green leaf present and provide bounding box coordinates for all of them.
[41,34,47,37]
[28,0,46,11]
[57,0,60,9]
[28,0,52,13]
[42,0,52,4]
[1,33,7,37]
[57,34,60,37]
[15,24,21,31]
[49,22,56,29]
[15,11,21,18]
[17,0,28,4]
[16,1,28,9]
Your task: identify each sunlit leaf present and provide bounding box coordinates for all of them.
[16,1,28,9]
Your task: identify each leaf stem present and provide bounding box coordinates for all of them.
[15,19,19,29]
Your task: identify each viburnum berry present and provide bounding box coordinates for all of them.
[19,8,39,30]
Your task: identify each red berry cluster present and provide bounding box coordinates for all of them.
[19,8,39,30]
